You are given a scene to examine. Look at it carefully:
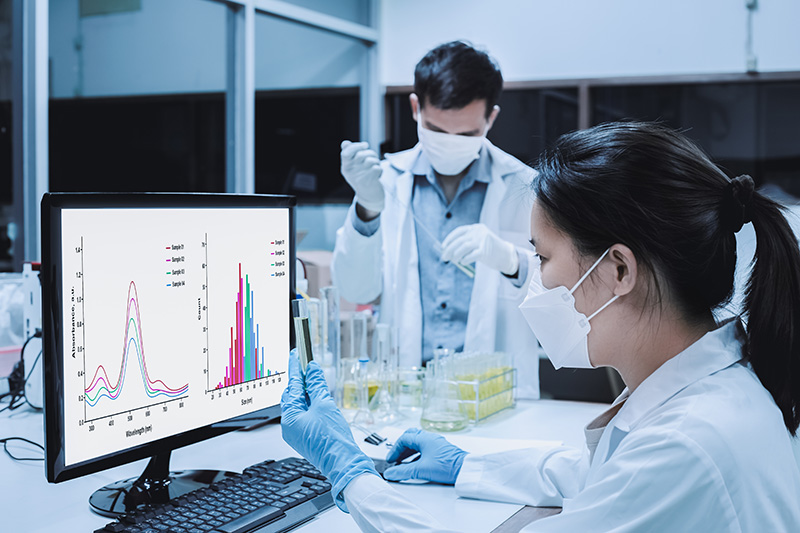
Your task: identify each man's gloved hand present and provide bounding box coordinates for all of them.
[383,428,468,485]
[340,140,384,213]
[441,223,519,276]
[281,353,379,512]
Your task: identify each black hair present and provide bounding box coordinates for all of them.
[533,121,800,435]
[414,41,503,118]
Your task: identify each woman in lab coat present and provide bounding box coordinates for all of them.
[281,121,800,532]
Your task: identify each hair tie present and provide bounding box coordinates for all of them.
[720,174,755,233]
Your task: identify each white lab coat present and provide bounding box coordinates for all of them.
[342,320,800,532]
[331,141,540,398]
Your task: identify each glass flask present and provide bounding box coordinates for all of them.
[420,348,468,432]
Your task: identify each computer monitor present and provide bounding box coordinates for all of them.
[41,192,295,517]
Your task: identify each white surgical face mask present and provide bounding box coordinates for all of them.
[417,112,485,176]
[519,248,619,369]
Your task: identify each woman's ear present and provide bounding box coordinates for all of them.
[608,244,638,297]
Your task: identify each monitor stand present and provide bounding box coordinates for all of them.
[89,450,238,517]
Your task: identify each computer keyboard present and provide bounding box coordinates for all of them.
[94,458,334,533]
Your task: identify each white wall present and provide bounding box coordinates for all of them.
[379,0,800,86]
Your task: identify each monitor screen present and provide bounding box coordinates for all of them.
[42,193,295,490]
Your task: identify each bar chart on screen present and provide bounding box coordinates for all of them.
[203,232,289,401]
[215,263,282,389]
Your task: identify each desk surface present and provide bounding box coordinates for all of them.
[0,399,607,533]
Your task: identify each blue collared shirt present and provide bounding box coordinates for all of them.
[350,146,526,362]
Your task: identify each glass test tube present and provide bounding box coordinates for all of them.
[291,299,313,373]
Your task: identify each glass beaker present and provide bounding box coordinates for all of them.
[420,352,468,432]
[396,367,425,410]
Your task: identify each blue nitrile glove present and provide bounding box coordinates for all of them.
[281,353,379,512]
[383,428,468,485]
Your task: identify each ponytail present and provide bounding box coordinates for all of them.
[744,192,800,435]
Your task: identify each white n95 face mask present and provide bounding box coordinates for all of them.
[417,115,485,176]
[519,249,619,369]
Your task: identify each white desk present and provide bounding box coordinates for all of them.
[0,400,607,532]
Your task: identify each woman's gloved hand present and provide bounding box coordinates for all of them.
[383,428,468,485]
[281,353,379,512]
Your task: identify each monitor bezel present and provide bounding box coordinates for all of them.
[42,192,296,483]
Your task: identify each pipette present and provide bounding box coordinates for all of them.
[384,188,476,278]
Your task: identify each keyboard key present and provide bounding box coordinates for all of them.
[216,505,284,533]
[293,492,312,504]
[121,514,146,525]
[276,487,301,497]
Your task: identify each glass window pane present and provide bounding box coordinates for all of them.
[491,88,579,166]
[1,0,13,270]
[280,0,370,26]
[48,0,226,193]
[255,14,367,91]
[591,81,800,195]
[760,82,800,195]
[255,14,364,201]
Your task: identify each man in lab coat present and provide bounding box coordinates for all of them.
[332,41,539,398]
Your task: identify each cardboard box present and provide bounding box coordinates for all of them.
[297,250,333,299]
